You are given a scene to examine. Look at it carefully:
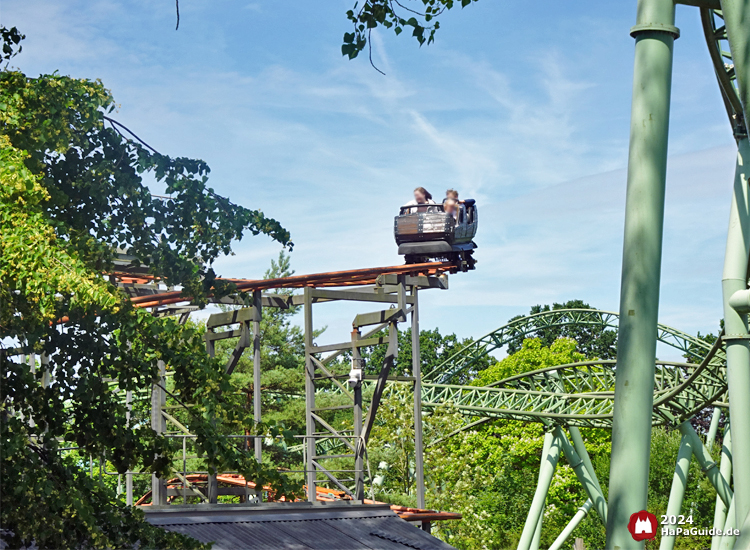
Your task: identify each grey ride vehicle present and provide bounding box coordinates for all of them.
[394,199,478,271]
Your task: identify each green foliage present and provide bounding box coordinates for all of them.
[342,0,479,60]
[473,336,586,387]
[214,252,322,465]
[0,26,23,62]
[506,300,618,359]
[0,28,299,549]
[358,327,492,381]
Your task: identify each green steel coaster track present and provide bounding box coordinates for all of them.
[423,308,722,383]
[419,309,726,430]
[310,309,726,454]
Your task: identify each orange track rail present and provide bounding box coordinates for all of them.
[127,260,455,309]
[134,473,462,522]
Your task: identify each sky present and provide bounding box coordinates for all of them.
[3,1,738,352]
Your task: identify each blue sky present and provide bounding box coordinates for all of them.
[3,1,737,352]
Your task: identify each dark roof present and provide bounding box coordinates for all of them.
[144,502,457,550]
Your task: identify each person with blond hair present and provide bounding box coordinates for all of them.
[443,198,459,221]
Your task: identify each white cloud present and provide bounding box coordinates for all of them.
[3,0,739,344]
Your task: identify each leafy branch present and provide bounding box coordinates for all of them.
[342,0,479,65]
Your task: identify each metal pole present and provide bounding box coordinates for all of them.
[518,432,561,550]
[530,503,544,550]
[555,427,607,525]
[733,506,750,550]
[607,0,677,546]
[659,433,693,550]
[718,496,736,550]
[548,500,593,550]
[205,337,218,503]
[712,426,732,550]
[352,328,365,501]
[679,421,733,509]
[252,290,263,502]
[151,360,167,505]
[411,287,427,520]
[125,389,133,506]
[720,0,750,535]
[707,407,723,449]
[569,426,605,497]
[303,287,317,502]
[721,136,750,534]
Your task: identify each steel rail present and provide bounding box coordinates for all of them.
[424,309,721,384]
[127,261,455,309]
[700,8,747,138]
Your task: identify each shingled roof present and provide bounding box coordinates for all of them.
[144,502,457,550]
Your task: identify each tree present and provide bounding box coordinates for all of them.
[214,252,326,466]
[1,28,299,549]
[341,0,479,64]
[505,300,618,359]
[356,327,492,380]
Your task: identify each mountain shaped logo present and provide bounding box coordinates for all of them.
[628,510,658,541]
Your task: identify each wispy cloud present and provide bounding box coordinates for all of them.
[4,0,738,343]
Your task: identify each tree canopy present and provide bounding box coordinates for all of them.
[505,300,618,359]
[0,27,298,549]
[342,0,480,64]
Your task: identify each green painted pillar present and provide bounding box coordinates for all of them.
[718,496,736,550]
[679,421,733,509]
[721,137,750,533]
[706,407,722,448]
[556,427,608,525]
[712,426,732,550]
[548,500,593,550]
[518,432,561,550]
[606,0,678,547]
[720,0,750,536]
[659,433,693,550]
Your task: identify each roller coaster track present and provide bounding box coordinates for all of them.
[423,309,722,384]
[307,309,726,455]
[701,7,747,138]
[123,261,457,309]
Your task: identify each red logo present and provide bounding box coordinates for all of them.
[628,510,657,541]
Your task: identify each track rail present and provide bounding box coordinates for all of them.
[126,260,456,309]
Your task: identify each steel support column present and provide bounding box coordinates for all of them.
[252,290,263,501]
[530,504,544,550]
[719,496,737,550]
[679,422,733,508]
[569,426,605,499]
[707,407,723,448]
[518,432,561,550]
[720,0,750,535]
[549,500,593,550]
[125,389,133,506]
[607,0,677,545]
[721,136,750,536]
[303,287,317,502]
[352,328,365,501]
[712,426,732,550]
[151,360,167,505]
[556,426,607,525]
[411,286,427,525]
[659,433,693,550]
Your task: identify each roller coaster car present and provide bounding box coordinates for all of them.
[394,199,478,271]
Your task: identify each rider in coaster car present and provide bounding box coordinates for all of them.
[404,186,437,213]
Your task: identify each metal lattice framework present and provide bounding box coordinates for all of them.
[701,7,747,139]
[424,308,722,385]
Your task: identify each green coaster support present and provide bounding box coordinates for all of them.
[518,431,561,550]
[720,0,750,534]
[607,0,678,546]
[659,433,693,550]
